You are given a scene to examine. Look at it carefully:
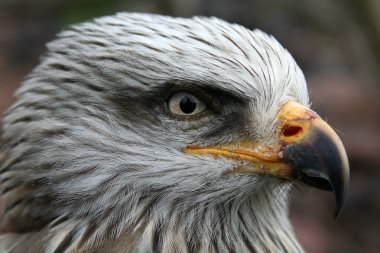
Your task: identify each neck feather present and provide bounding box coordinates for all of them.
[0,182,303,253]
[34,192,303,253]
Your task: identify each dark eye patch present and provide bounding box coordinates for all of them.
[108,80,250,129]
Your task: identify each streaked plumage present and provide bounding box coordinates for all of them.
[0,13,348,253]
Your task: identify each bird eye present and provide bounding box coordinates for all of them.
[167,92,206,116]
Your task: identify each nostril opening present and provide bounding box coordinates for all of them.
[283,126,302,137]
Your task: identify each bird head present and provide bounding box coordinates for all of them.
[0,13,349,252]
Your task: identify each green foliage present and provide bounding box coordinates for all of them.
[61,0,131,25]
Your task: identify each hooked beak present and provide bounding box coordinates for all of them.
[184,101,350,217]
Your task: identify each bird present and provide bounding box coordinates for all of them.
[0,13,349,253]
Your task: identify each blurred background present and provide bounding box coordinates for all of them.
[0,0,379,252]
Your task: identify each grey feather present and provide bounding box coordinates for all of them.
[0,13,308,252]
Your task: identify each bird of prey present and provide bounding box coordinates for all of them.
[0,13,349,253]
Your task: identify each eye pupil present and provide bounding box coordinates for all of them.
[179,95,197,114]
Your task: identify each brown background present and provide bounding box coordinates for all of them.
[1,0,380,252]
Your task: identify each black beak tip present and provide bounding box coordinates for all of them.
[298,171,347,218]
[282,127,350,218]
[333,178,349,219]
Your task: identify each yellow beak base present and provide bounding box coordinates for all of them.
[184,101,350,216]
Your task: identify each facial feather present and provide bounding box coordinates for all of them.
[0,13,308,252]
